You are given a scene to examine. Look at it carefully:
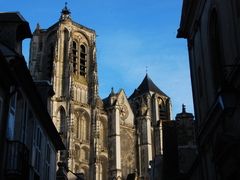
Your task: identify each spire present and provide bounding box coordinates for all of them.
[60,2,71,20]
[110,87,115,95]
[129,74,168,99]
[182,104,186,113]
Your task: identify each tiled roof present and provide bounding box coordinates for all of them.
[129,74,168,99]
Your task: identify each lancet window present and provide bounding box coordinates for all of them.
[72,41,87,77]
[99,117,108,148]
[80,45,86,76]
[158,97,166,120]
[75,109,90,142]
[47,44,54,81]
[72,41,77,74]
[59,107,66,134]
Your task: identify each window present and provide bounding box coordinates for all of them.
[21,100,28,144]
[100,156,108,180]
[209,8,223,92]
[72,41,87,77]
[59,107,66,134]
[80,116,89,140]
[75,110,90,141]
[44,143,51,180]
[159,104,166,120]
[72,41,77,73]
[135,102,140,116]
[75,145,80,161]
[100,118,108,148]
[80,147,89,160]
[80,45,86,76]
[47,45,54,81]
[33,126,42,174]
[7,86,17,140]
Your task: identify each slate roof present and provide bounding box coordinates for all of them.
[129,74,168,99]
[0,12,32,39]
[0,12,26,22]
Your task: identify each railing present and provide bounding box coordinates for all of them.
[5,140,30,179]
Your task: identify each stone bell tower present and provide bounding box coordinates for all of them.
[29,4,100,179]
[128,73,172,178]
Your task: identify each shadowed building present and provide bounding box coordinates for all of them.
[176,105,197,175]
[178,0,240,179]
[0,12,65,180]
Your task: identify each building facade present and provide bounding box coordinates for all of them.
[176,105,196,175]
[178,0,240,179]
[0,12,65,180]
[29,5,176,180]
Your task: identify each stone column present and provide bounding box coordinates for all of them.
[108,106,122,180]
[140,116,152,178]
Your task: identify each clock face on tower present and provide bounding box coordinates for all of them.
[119,104,128,120]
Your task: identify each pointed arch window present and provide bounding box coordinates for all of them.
[158,97,166,120]
[81,147,89,160]
[72,41,78,74]
[80,116,89,141]
[58,107,66,134]
[80,45,86,76]
[72,41,87,77]
[75,110,90,141]
[100,118,108,148]
[100,156,108,180]
[47,45,54,81]
[75,145,80,160]
[135,102,140,116]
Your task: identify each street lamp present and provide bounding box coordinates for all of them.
[217,82,237,112]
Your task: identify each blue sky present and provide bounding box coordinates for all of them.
[0,0,194,118]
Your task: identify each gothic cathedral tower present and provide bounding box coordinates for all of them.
[29,4,103,180]
[29,4,173,180]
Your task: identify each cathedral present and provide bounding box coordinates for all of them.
[28,4,182,180]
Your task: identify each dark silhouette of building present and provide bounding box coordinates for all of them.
[177,0,240,179]
[176,105,197,175]
[149,105,196,180]
[0,12,65,180]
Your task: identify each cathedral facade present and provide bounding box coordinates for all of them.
[29,5,172,180]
